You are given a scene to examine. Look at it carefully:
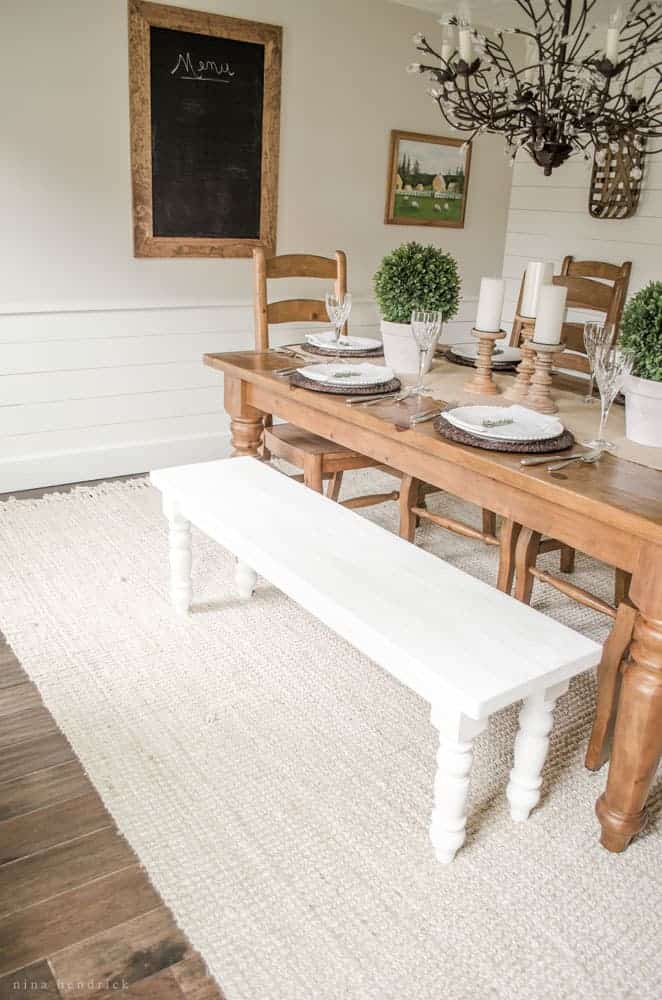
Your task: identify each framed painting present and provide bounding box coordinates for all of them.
[128,0,282,258]
[384,130,471,229]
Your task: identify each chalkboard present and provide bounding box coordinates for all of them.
[129,1,282,258]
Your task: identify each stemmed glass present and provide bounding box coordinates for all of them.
[586,347,633,452]
[410,310,443,396]
[325,291,353,363]
[583,322,614,404]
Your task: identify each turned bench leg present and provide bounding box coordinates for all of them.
[429,705,487,864]
[164,497,192,616]
[235,560,257,599]
[506,680,569,821]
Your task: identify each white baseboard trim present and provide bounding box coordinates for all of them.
[0,431,232,495]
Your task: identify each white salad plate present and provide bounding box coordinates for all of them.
[444,404,564,441]
[298,362,394,387]
[450,341,522,365]
[305,330,383,352]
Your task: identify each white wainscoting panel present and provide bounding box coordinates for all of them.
[0,297,477,492]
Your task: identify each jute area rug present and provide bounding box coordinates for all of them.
[0,468,659,1000]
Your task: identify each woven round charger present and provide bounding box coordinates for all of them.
[299,343,384,359]
[289,372,401,395]
[434,415,575,454]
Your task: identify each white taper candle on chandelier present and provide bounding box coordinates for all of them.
[520,261,554,318]
[459,23,472,63]
[606,8,622,63]
[475,277,505,333]
[533,285,567,345]
[524,38,537,85]
[606,27,620,62]
[441,37,452,62]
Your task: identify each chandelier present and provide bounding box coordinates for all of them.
[408,1,662,175]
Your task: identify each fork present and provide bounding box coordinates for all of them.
[547,450,604,472]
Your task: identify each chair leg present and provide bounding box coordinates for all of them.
[497,519,521,594]
[585,602,637,771]
[482,509,497,539]
[614,569,632,608]
[560,545,576,573]
[326,471,343,502]
[261,415,273,462]
[399,474,421,543]
[303,454,324,493]
[514,527,542,605]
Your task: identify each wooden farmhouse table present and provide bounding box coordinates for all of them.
[204,349,662,853]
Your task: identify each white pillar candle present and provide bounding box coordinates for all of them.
[475,277,505,333]
[533,285,567,345]
[520,261,554,318]
[459,24,472,63]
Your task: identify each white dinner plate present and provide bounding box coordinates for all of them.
[449,341,522,365]
[444,404,564,441]
[298,362,394,387]
[305,330,383,353]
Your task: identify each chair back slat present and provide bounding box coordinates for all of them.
[562,256,628,283]
[267,299,329,325]
[552,275,614,313]
[253,247,347,351]
[265,254,338,280]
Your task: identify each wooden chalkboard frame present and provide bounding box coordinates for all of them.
[128,0,282,258]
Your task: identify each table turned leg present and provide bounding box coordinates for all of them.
[596,548,662,852]
[224,377,265,457]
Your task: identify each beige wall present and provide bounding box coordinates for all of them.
[0,0,513,490]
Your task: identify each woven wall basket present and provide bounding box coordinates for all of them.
[589,134,646,220]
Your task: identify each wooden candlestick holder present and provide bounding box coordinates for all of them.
[504,317,536,403]
[525,340,566,415]
[464,328,507,396]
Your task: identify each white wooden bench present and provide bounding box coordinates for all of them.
[151,458,601,863]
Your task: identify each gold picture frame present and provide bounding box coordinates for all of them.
[385,130,471,229]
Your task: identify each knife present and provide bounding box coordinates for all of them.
[346,389,411,407]
[520,451,589,467]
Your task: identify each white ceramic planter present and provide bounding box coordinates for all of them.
[380,320,440,375]
[624,373,662,447]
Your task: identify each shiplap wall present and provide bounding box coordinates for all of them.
[502,154,662,327]
[0,297,477,492]
[0,0,511,494]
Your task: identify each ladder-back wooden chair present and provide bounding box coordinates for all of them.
[400,257,633,607]
[510,256,632,372]
[254,247,399,509]
[510,256,633,618]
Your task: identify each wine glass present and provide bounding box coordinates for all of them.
[583,322,614,404]
[410,310,443,396]
[586,347,633,452]
[325,291,353,363]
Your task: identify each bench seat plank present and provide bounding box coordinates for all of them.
[151,458,600,720]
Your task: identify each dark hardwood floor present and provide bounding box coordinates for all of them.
[0,479,225,999]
